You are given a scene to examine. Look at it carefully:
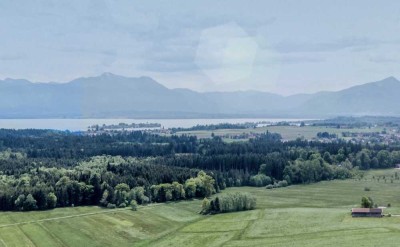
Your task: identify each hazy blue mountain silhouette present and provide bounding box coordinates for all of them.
[1,73,399,118]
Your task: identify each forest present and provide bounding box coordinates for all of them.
[0,128,399,211]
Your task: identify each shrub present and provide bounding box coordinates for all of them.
[283,175,292,185]
[46,192,57,209]
[249,174,272,187]
[278,180,288,187]
[118,203,126,208]
[387,203,391,208]
[364,187,371,191]
[361,196,373,208]
[106,203,116,209]
[265,184,274,190]
[130,200,138,211]
[141,196,150,205]
[201,198,211,214]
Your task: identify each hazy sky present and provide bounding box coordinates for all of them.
[1,0,400,95]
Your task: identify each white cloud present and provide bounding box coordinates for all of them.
[195,22,258,84]
[1,0,400,95]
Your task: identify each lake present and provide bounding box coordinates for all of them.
[0,118,312,131]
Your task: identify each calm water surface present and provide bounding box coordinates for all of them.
[0,118,310,131]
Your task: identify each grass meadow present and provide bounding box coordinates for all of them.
[0,169,399,246]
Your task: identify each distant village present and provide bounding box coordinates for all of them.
[315,128,400,145]
[84,119,400,145]
[86,122,163,135]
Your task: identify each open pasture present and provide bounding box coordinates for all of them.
[0,169,399,246]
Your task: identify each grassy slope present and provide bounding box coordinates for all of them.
[1,169,400,246]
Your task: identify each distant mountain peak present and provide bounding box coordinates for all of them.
[100,72,117,77]
[98,72,125,80]
[96,73,157,83]
[371,76,400,87]
[0,75,400,118]
[381,76,399,83]
[1,78,31,85]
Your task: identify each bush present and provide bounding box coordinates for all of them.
[47,192,57,209]
[278,180,288,187]
[201,198,211,214]
[272,180,289,188]
[361,196,373,208]
[283,175,292,185]
[130,200,138,211]
[106,203,116,209]
[364,187,371,191]
[387,203,391,208]
[118,203,127,208]
[141,196,150,205]
[265,184,274,190]
[249,174,272,187]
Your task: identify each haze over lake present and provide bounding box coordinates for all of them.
[0,118,309,131]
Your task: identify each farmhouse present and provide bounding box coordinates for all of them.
[351,208,383,217]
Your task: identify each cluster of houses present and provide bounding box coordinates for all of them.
[86,124,169,136]
[315,128,400,145]
[221,132,260,140]
[345,131,400,145]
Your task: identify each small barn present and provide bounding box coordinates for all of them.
[351,208,383,217]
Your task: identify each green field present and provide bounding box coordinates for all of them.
[176,125,385,141]
[1,169,400,246]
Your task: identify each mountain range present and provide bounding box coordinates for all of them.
[1,73,399,118]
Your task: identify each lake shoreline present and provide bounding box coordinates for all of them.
[0,118,313,131]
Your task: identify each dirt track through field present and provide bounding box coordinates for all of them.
[0,239,8,247]
[0,203,162,229]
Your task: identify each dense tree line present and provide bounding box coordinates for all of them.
[0,129,399,211]
[0,155,216,210]
[170,123,254,133]
[317,132,337,139]
[0,129,197,159]
[99,171,215,208]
